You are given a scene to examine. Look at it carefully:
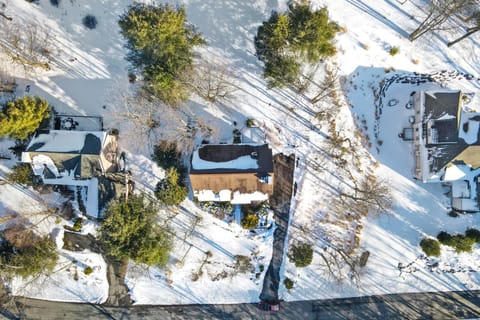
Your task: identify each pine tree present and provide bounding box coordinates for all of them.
[0,96,50,140]
[119,4,205,106]
[99,195,173,266]
[254,2,339,88]
[155,167,188,206]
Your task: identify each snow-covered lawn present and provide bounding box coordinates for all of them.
[0,0,479,305]
[125,201,274,304]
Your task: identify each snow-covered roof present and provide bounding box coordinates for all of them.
[458,110,480,145]
[443,164,471,181]
[192,153,258,170]
[190,144,273,174]
[26,130,107,154]
[193,189,269,204]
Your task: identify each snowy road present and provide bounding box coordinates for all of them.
[2,290,480,319]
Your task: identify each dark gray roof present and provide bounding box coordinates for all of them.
[424,91,460,119]
[422,91,478,173]
[190,144,273,174]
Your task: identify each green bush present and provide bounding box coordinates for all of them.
[155,167,188,206]
[246,118,255,127]
[99,194,173,266]
[420,238,440,257]
[466,228,480,243]
[437,231,476,253]
[82,15,98,29]
[7,163,34,186]
[284,277,294,290]
[72,218,83,232]
[389,46,400,56]
[241,213,259,229]
[288,242,313,267]
[152,141,181,170]
[84,266,93,275]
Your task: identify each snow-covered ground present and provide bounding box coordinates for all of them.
[0,0,479,305]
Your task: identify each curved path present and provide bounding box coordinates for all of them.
[1,290,480,319]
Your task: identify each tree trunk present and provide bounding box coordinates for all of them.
[447,27,480,47]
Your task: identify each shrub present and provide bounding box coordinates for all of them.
[234,255,251,273]
[284,277,294,290]
[389,46,400,56]
[7,163,34,186]
[241,213,259,229]
[420,238,440,257]
[288,242,313,267]
[246,118,255,127]
[82,15,98,29]
[466,228,480,243]
[437,231,476,253]
[72,218,83,232]
[155,167,188,206]
[152,141,181,170]
[84,266,93,275]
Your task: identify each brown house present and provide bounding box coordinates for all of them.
[190,144,274,204]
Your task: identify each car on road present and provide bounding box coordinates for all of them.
[258,301,280,312]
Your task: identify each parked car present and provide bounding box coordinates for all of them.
[258,301,280,311]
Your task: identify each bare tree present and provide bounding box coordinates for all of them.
[310,65,339,104]
[409,0,478,41]
[340,173,392,215]
[0,22,51,70]
[189,60,237,103]
[0,1,12,21]
[447,11,480,46]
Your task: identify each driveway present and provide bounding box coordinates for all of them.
[260,153,295,302]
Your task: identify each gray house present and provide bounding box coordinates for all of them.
[22,129,118,217]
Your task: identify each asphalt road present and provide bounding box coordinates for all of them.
[2,290,480,320]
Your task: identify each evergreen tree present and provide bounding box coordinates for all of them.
[7,163,34,186]
[254,2,338,87]
[1,229,58,278]
[0,96,50,140]
[119,4,205,106]
[155,167,188,206]
[99,195,173,266]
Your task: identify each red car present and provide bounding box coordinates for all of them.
[258,301,280,311]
